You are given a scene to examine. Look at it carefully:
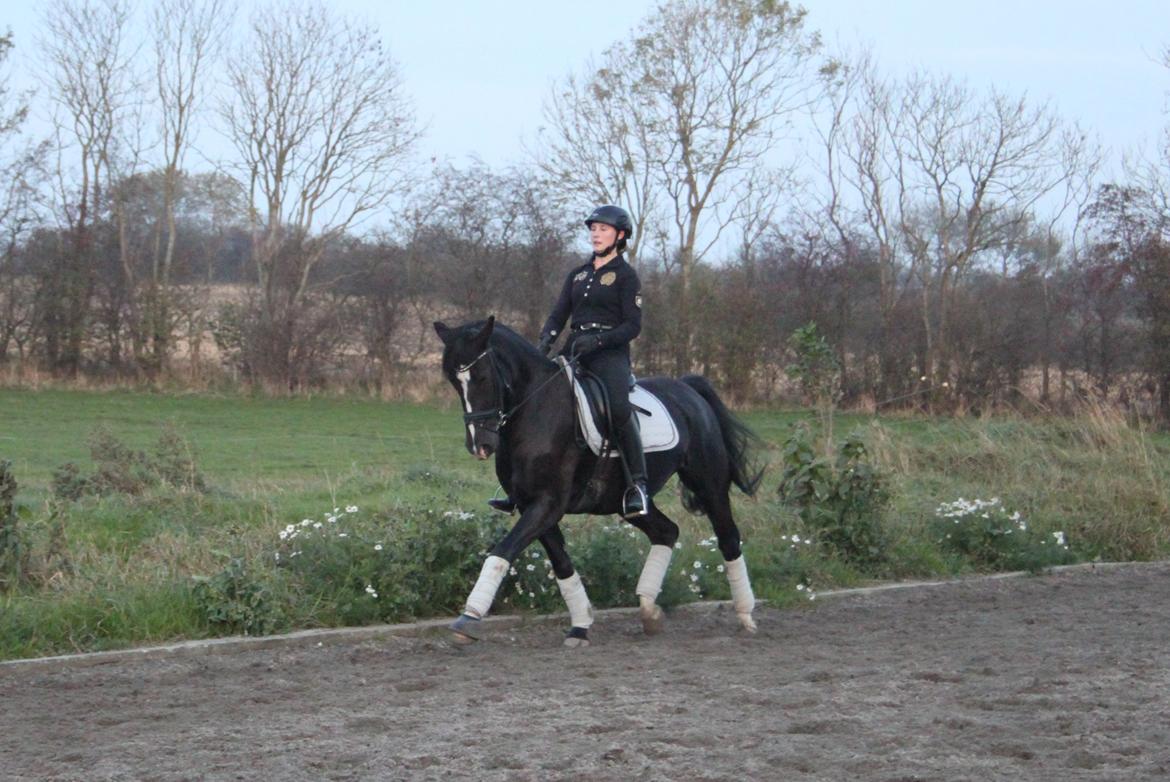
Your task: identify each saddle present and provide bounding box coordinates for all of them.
[555,357,680,456]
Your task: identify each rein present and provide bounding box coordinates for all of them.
[459,347,579,433]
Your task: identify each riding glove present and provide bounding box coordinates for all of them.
[537,334,555,357]
[572,335,606,358]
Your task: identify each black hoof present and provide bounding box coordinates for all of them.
[450,613,482,645]
[564,626,590,648]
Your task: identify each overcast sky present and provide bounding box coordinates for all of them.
[341,0,1170,170]
[4,0,1168,175]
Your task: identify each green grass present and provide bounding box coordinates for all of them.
[1,387,1168,661]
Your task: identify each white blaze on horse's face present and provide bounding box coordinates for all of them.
[455,365,481,458]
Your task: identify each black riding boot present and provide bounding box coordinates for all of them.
[615,417,649,518]
[487,493,516,514]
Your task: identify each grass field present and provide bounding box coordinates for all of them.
[2,387,1168,661]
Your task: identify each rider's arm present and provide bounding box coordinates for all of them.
[597,268,642,349]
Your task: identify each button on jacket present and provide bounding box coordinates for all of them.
[540,255,642,353]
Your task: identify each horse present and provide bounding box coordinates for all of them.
[433,317,764,646]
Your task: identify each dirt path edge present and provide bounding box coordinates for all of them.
[1,559,1149,672]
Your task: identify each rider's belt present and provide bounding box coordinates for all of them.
[572,322,613,332]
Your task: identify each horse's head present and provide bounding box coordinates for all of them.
[434,316,504,460]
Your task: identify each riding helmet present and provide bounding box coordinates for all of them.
[584,205,634,240]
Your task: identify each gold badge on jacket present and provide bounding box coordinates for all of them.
[600,272,617,286]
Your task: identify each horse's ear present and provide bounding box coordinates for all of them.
[433,321,454,345]
[470,316,495,349]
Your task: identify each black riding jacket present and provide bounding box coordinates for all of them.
[540,255,642,352]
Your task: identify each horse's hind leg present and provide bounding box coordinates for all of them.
[705,492,757,633]
[628,502,680,636]
[539,526,593,648]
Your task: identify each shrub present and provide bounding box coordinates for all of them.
[931,497,1075,573]
[53,424,207,500]
[0,461,23,590]
[777,425,891,569]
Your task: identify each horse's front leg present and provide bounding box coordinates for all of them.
[450,497,565,645]
[539,525,593,648]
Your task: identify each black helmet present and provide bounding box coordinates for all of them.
[584,205,633,240]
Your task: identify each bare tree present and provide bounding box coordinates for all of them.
[536,0,827,370]
[0,31,46,365]
[821,51,1096,405]
[37,0,140,375]
[219,1,419,388]
[533,58,661,261]
[143,0,233,374]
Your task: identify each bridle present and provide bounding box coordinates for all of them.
[457,349,511,434]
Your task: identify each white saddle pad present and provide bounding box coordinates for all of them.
[560,360,680,456]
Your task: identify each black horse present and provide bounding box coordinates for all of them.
[434,317,763,646]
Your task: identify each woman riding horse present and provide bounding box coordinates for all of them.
[489,204,648,519]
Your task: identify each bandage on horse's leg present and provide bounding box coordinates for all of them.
[636,544,673,635]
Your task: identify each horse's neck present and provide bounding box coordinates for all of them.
[502,359,569,434]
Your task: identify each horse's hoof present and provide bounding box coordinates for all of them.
[450,613,482,645]
[737,612,758,634]
[640,604,665,635]
[563,626,590,649]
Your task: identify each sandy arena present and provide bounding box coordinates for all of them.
[2,562,1169,781]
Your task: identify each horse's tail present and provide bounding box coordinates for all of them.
[680,375,764,497]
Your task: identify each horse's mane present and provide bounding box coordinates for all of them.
[464,320,553,369]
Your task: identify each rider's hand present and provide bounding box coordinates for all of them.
[537,335,555,357]
[572,335,605,358]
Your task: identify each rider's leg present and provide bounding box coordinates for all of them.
[586,349,648,518]
[615,413,648,517]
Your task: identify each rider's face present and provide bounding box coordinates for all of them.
[590,222,619,254]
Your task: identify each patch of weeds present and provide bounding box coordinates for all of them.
[192,557,286,636]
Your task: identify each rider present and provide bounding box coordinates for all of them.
[489,204,649,519]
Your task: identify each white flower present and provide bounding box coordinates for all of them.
[346,505,358,513]
[675,543,682,549]
[333,507,340,513]
[796,584,806,591]
[338,532,348,538]
[526,564,536,572]
[509,567,517,576]
[313,522,322,529]
[716,565,725,573]
[690,574,699,582]
[374,544,383,552]
[693,561,702,569]
[547,571,555,580]
[364,584,378,599]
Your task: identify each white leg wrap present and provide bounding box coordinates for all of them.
[464,555,510,619]
[636,544,674,602]
[725,555,755,616]
[556,572,594,628]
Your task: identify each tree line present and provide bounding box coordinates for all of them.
[0,0,1168,422]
